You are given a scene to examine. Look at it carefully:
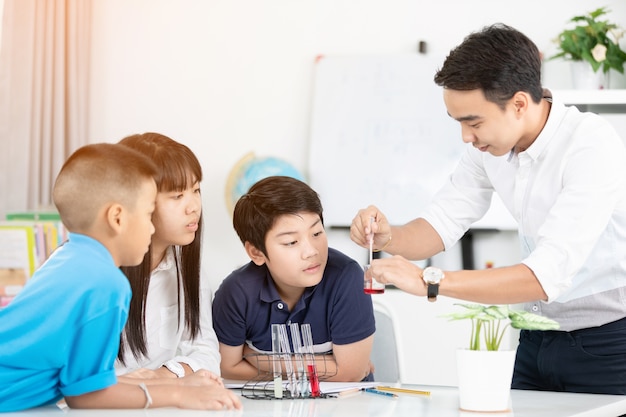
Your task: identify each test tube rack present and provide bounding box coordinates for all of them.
[240,353,337,400]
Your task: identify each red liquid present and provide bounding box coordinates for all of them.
[364,288,385,294]
[307,364,321,397]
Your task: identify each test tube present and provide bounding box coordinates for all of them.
[301,324,321,397]
[278,324,296,397]
[271,324,283,399]
[364,217,385,294]
[289,322,309,397]
[369,216,374,265]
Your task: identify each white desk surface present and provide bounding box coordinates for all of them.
[4,385,626,417]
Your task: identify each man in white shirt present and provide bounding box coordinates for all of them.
[350,23,626,394]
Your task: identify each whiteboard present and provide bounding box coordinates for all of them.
[308,54,516,230]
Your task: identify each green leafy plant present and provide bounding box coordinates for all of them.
[442,304,560,351]
[550,6,626,74]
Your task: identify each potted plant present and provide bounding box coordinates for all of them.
[443,304,559,412]
[550,7,626,89]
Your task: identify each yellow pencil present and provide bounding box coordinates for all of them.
[375,386,431,396]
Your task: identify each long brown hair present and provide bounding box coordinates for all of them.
[116,132,203,364]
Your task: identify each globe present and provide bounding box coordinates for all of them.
[225,152,305,215]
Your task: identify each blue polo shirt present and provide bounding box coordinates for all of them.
[0,233,130,412]
[213,248,375,355]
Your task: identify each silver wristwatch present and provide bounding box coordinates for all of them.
[422,266,445,302]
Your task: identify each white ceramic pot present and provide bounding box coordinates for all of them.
[570,60,610,89]
[456,349,516,412]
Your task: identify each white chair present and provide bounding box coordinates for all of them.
[370,300,404,383]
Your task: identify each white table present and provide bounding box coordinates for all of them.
[4,385,626,417]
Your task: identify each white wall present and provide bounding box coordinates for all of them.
[88,0,626,386]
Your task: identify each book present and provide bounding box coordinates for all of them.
[0,214,67,306]
[0,225,37,302]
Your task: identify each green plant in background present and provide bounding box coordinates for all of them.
[550,6,626,74]
[443,304,560,351]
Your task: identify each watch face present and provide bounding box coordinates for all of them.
[423,267,443,284]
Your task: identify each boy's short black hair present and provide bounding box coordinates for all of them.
[434,23,544,108]
[53,143,158,232]
[233,176,323,256]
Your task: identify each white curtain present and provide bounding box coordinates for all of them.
[0,0,91,218]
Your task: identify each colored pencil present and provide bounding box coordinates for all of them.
[375,386,431,396]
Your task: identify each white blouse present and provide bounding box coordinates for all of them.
[115,248,221,375]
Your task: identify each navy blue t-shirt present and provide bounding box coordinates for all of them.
[212,247,375,358]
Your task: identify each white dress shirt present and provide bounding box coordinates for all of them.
[423,90,626,331]
[115,247,221,375]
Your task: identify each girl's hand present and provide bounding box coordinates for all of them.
[181,369,224,387]
[177,385,242,410]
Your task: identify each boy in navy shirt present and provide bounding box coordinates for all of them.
[213,176,375,382]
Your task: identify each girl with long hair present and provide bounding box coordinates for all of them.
[116,132,220,379]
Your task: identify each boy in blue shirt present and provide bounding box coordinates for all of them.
[0,143,241,411]
[213,176,375,382]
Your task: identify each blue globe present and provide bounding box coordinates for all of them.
[225,152,304,214]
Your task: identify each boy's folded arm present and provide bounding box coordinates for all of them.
[324,335,374,382]
[219,343,262,380]
[217,337,374,383]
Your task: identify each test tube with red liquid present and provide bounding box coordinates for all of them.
[364,217,385,294]
[301,324,320,397]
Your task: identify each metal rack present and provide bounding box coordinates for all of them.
[240,353,337,400]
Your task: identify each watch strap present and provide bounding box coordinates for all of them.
[427,283,439,302]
